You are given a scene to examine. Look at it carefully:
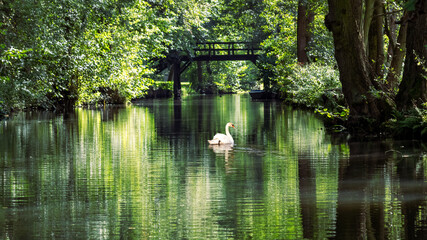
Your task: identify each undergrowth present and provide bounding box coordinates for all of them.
[278,63,349,123]
[384,103,427,139]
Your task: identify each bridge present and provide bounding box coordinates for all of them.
[193,42,260,62]
[159,42,261,99]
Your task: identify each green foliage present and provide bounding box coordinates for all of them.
[75,0,166,105]
[279,63,342,106]
[257,0,335,92]
[0,0,216,111]
[261,0,334,65]
[276,63,348,123]
[0,0,338,113]
[184,61,257,94]
[385,104,427,138]
[315,108,349,121]
[404,0,417,11]
[0,45,37,111]
[307,14,335,65]
[255,52,278,90]
[0,0,337,122]
[212,0,268,42]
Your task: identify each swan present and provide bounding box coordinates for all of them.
[208,122,235,145]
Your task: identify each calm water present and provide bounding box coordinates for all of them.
[1,94,427,239]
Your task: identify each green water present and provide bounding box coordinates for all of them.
[1,94,426,239]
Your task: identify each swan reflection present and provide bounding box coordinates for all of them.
[209,144,234,164]
[209,143,234,152]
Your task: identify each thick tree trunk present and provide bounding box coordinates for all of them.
[326,0,393,127]
[396,0,427,110]
[297,1,314,64]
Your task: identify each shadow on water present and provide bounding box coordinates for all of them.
[1,94,427,239]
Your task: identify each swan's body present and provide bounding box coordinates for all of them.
[208,122,235,145]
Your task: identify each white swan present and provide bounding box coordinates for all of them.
[208,122,235,145]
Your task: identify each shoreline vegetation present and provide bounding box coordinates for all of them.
[1,0,426,139]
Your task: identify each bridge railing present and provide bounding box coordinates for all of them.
[194,42,261,56]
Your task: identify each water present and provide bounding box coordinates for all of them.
[0,94,426,239]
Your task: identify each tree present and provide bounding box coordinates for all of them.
[0,0,214,109]
[325,0,394,127]
[297,0,314,64]
[366,0,385,78]
[212,0,268,42]
[395,0,427,110]
[384,6,408,92]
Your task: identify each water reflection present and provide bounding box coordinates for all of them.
[0,94,427,239]
[209,144,233,157]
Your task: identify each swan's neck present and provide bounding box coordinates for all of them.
[225,125,234,142]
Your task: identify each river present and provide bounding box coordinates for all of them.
[1,94,426,239]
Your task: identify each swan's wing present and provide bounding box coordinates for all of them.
[208,134,225,145]
[209,133,232,144]
[208,139,220,144]
[212,133,227,140]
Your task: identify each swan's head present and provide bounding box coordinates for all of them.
[227,122,235,129]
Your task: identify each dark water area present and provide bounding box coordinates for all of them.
[1,94,427,239]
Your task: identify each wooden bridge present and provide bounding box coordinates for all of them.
[193,42,260,62]
[164,42,261,99]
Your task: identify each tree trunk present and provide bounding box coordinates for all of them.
[326,0,393,127]
[197,61,203,86]
[367,0,385,78]
[363,0,376,48]
[396,0,427,110]
[206,61,215,94]
[385,13,408,92]
[297,1,314,64]
[173,62,181,100]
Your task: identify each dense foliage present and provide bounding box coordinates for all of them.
[0,0,336,112]
[0,0,214,110]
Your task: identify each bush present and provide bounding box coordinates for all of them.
[384,104,427,139]
[144,81,173,98]
[280,63,342,105]
[277,63,348,122]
